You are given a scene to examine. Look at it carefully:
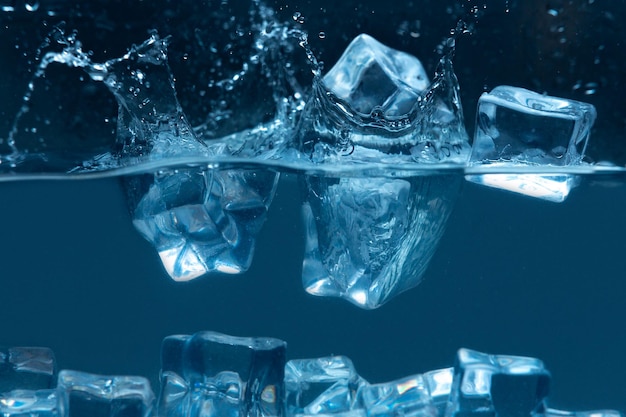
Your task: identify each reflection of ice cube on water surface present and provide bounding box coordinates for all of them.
[466,86,597,202]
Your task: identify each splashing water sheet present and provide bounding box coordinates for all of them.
[1,0,626,414]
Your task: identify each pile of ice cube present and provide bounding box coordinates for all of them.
[0,332,620,417]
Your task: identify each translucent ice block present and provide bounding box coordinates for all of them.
[445,348,551,417]
[297,34,470,165]
[0,347,56,392]
[57,371,154,417]
[157,331,287,417]
[323,34,430,117]
[0,389,58,417]
[302,175,461,309]
[466,86,597,202]
[284,356,366,416]
[359,374,437,417]
[423,368,453,416]
[128,168,278,281]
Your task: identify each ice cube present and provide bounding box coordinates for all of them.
[297,34,470,165]
[445,349,550,417]
[423,368,453,416]
[302,175,461,309]
[284,356,366,416]
[539,408,624,417]
[0,347,56,392]
[157,331,286,417]
[359,374,437,417]
[0,389,58,417]
[466,86,597,202]
[323,34,429,117]
[128,167,278,281]
[57,371,154,417]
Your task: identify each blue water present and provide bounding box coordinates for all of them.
[0,175,624,411]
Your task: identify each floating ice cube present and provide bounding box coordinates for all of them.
[302,175,461,309]
[57,371,154,417]
[0,389,58,417]
[297,34,470,165]
[466,86,597,202]
[0,347,56,392]
[323,34,429,117]
[157,331,286,417]
[284,356,366,416]
[445,348,551,417]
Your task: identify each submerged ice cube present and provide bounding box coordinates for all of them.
[128,168,278,281]
[157,331,286,417]
[302,175,461,309]
[284,356,366,416]
[446,348,551,417]
[0,347,56,392]
[466,86,597,202]
[359,374,437,417]
[0,389,58,417]
[323,34,429,117]
[57,371,154,417]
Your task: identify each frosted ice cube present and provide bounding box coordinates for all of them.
[445,349,550,417]
[467,86,597,202]
[359,374,437,417]
[323,34,429,117]
[284,356,366,416]
[0,389,58,417]
[57,371,154,417]
[302,175,461,309]
[0,347,56,392]
[157,331,286,417]
[128,168,278,281]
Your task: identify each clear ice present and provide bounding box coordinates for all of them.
[466,86,597,202]
[0,336,621,417]
[158,331,286,417]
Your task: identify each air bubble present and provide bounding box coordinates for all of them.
[25,1,39,12]
[318,31,326,39]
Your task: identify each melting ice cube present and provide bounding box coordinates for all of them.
[466,86,597,202]
[359,374,437,417]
